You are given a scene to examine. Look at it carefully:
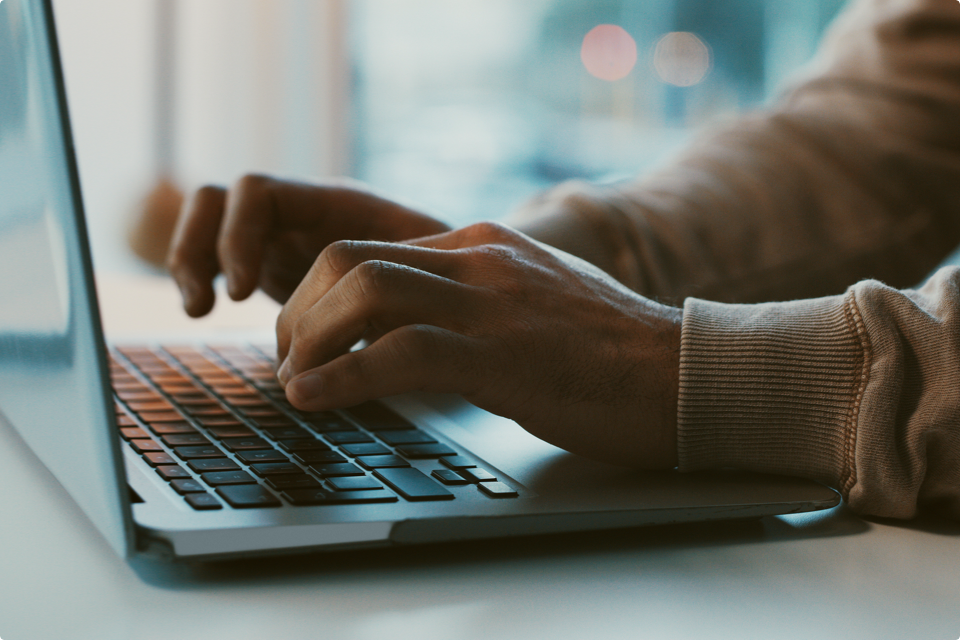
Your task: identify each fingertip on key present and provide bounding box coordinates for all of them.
[288,373,323,404]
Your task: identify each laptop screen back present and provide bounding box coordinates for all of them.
[0,0,133,557]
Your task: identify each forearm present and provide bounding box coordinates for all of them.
[679,266,960,520]
[514,0,960,304]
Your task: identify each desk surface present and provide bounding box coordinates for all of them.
[2,274,960,640]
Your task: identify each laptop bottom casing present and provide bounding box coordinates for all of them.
[126,388,840,561]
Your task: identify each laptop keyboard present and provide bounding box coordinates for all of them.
[110,345,519,511]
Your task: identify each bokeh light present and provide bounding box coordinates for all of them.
[581,24,638,82]
[654,32,712,87]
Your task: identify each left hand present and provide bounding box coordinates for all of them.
[276,222,682,468]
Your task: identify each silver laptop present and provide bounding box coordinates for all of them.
[0,0,838,562]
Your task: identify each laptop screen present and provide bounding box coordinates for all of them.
[0,0,133,557]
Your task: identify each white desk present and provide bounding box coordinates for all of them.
[2,275,960,640]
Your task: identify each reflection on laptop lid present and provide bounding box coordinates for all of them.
[0,0,133,557]
[0,0,839,562]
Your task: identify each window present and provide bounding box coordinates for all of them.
[349,0,846,226]
[57,0,846,272]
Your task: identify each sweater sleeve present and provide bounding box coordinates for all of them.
[513,0,960,305]
[679,267,960,519]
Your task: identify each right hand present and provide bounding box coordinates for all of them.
[167,175,451,317]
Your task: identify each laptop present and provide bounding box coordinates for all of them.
[0,0,839,562]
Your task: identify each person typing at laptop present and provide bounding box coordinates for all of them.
[168,0,960,521]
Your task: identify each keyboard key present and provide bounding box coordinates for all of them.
[143,452,177,466]
[439,456,476,470]
[197,417,243,427]
[160,384,200,394]
[117,391,163,402]
[240,408,283,418]
[149,422,197,435]
[188,458,241,473]
[373,468,454,501]
[375,430,437,446]
[189,408,232,418]
[175,397,217,406]
[278,439,330,453]
[175,445,225,459]
[156,465,191,480]
[395,443,458,459]
[221,437,272,452]
[161,433,211,447]
[236,450,288,464]
[206,425,256,439]
[212,384,254,395]
[326,476,383,491]
[302,414,355,432]
[139,411,187,423]
[283,488,398,505]
[251,462,303,477]
[478,482,519,498]
[432,469,470,485]
[127,401,174,412]
[113,382,148,391]
[458,468,497,483]
[346,402,415,430]
[202,470,257,485]
[115,415,138,427]
[309,463,364,477]
[266,475,323,491]
[185,493,222,510]
[340,443,391,457]
[120,427,150,440]
[356,455,411,470]
[324,431,374,445]
[216,485,282,508]
[170,479,206,494]
[251,417,298,428]
[229,398,272,408]
[263,426,314,440]
[129,439,163,454]
[148,374,189,384]
[293,450,347,465]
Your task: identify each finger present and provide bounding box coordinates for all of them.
[218,174,280,301]
[285,325,482,411]
[167,185,227,317]
[275,241,466,361]
[277,260,479,383]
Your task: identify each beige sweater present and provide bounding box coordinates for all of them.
[516,0,960,519]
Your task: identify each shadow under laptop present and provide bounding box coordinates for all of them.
[129,501,868,590]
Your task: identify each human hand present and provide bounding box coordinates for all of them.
[276,221,682,468]
[167,175,451,317]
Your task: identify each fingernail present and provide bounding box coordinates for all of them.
[226,266,245,299]
[178,281,197,310]
[277,359,292,385]
[289,373,323,402]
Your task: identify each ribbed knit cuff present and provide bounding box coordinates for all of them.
[677,293,869,494]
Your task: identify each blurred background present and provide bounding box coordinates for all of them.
[53,0,846,275]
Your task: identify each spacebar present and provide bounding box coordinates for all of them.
[373,468,454,501]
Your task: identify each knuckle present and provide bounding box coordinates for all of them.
[320,239,358,274]
[466,220,514,241]
[353,259,392,296]
[233,173,271,195]
[476,243,518,264]
[395,324,443,360]
[194,184,224,203]
[275,306,294,338]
